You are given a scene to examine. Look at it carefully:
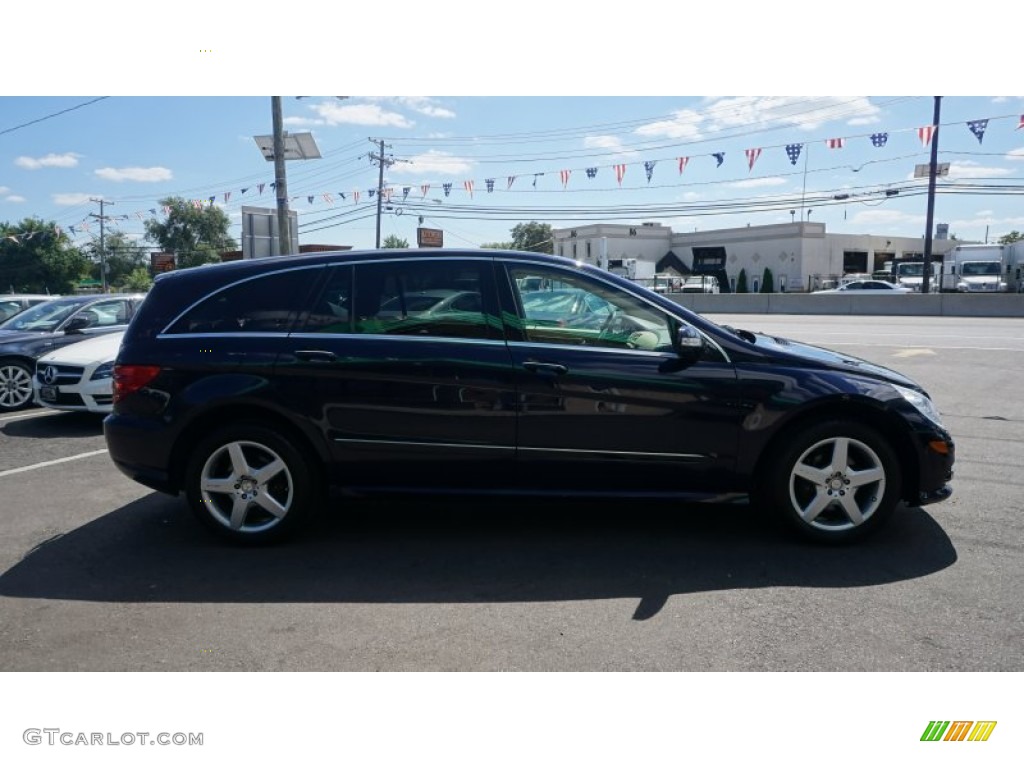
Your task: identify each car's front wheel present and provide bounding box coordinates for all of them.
[184,423,317,544]
[768,420,902,544]
[0,360,34,412]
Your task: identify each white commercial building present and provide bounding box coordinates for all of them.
[552,221,963,292]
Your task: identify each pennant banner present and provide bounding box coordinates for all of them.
[614,164,626,185]
[870,133,889,147]
[560,169,571,189]
[785,144,802,165]
[967,119,988,144]
[826,138,844,149]
[677,157,689,174]
[918,125,936,147]
[712,153,725,168]
[644,161,656,183]
[745,148,761,171]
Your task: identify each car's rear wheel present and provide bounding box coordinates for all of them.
[185,423,316,544]
[0,360,34,412]
[768,420,902,544]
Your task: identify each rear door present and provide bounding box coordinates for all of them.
[277,255,518,490]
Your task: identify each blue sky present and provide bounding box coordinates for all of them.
[2,6,1021,252]
[2,95,1022,251]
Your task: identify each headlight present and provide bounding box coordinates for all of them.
[893,384,943,427]
[90,362,114,381]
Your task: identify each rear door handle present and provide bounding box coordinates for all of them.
[295,349,338,363]
[522,361,568,376]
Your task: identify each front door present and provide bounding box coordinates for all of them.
[499,261,740,494]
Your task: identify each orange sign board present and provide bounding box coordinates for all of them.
[417,228,443,248]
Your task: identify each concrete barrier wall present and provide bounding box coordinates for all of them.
[666,293,1024,317]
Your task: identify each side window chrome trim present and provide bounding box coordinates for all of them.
[156,332,291,340]
[506,340,675,359]
[288,332,507,347]
[160,264,328,335]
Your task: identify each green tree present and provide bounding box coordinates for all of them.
[998,230,1023,245]
[122,266,154,292]
[0,217,90,293]
[382,235,409,249]
[760,267,774,293]
[144,197,236,269]
[480,241,514,250]
[510,222,553,253]
[82,230,150,288]
[736,268,749,294]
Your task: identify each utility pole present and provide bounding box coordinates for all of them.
[367,139,410,248]
[271,96,291,256]
[922,96,942,294]
[89,198,114,292]
[369,138,392,249]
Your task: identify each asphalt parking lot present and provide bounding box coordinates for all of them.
[0,314,1022,671]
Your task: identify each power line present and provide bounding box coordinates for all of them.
[0,97,110,137]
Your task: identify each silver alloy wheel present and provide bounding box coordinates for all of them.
[788,436,886,532]
[199,439,294,533]
[0,364,33,409]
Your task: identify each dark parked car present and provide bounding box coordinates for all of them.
[0,294,146,412]
[104,250,954,545]
[0,294,61,322]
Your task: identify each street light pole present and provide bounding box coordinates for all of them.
[271,96,291,256]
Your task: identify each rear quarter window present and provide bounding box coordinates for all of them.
[164,268,320,335]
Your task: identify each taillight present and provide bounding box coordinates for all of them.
[112,364,162,403]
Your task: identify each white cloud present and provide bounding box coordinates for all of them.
[393,97,455,119]
[15,152,80,170]
[310,101,413,128]
[52,192,94,206]
[583,134,641,159]
[633,97,880,143]
[94,166,173,182]
[975,209,994,217]
[283,116,324,127]
[0,186,9,195]
[946,161,1011,179]
[1006,148,1024,161]
[5,195,26,203]
[727,176,787,189]
[949,215,1024,229]
[634,109,703,140]
[391,150,472,176]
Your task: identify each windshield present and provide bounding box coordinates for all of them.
[0,297,89,332]
[960,261,1001,276]
[895,263,924,276]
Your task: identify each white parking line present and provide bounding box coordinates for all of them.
[0,449,109,478]
[0,410,63,423]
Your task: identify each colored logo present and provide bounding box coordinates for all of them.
[921,721,997,742]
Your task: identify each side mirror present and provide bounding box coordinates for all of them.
[63,316,91,334]
[674,325,705,361]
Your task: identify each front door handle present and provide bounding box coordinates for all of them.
[295,349,338,363]
[522,360,568,376]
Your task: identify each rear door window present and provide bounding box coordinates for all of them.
[331,258,502,341]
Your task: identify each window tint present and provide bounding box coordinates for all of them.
[301,265,353,334]
[167,269,316,334]
[348,259,500,340]
[507,265,677,352]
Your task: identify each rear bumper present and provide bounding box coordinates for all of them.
[104,413,179,495]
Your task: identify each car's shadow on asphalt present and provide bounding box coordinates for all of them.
[1,410,105,439]
[0,494,957,620]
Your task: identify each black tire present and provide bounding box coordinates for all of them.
[0,359,35,413]
[765,420,902,544]
[184,422,317,544]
